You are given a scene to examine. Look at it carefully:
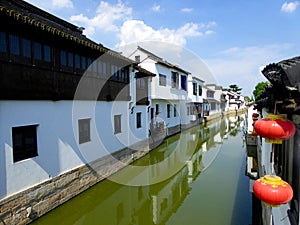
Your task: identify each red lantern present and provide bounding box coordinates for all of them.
[253,114,296,144]
[253,175,293,207]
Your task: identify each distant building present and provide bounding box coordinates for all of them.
[128,46,191,137]
[185,76,205,126]
[222,90,246,113]
[202,84,222,119]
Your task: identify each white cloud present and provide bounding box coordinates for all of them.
[117,20,216,47]
[205,30,215,35]
[24,0,73,9]
[206,44,293,96]
[52,0,73,9]
[181,8,193,13]
[70,0,132,35]
[118,41,216,84]
[151,4,161,12]
[281,1,299,13]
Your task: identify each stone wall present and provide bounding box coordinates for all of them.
[0,143,149,225]
[167,125,181,137]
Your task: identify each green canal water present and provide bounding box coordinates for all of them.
[31,114,252,225]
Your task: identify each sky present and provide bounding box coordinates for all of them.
[23,0,300,97]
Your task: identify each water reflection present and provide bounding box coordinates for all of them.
[32,114,250,225]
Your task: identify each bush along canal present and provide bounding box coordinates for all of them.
[30,114,252,225]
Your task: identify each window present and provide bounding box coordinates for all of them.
[12,125,38,163]
[171,72,179,88]
[68,52,73,67]
[207,90,214,98]
[60,50,67,66]
[159,74,167,86]
[120,68,125,81]
[81,56,87,70]
[78,119,91,144]
[33,42,51,62]
[0,32,6,52]
[92,61,98,74]
[75,54,81,69]
[22,38,31,58]
[187,106,190,115]
[135,55,140,63]
[137,112,142,128]
[114,115,122,134]
[87,58,92,70]
[102,62,107,75]
[9,34,20,55]
[193,83,197,95]
[174,104,177,117]
[167,104,171,118]
[121,67,129,84]
[151,108,154,120]
[198,85,202,96]
[44,45,51,62]
[181,75,187,91]
[33,42,42,60]
[111,64,120,80]
[97,60,107,77]
[156,104,159,115]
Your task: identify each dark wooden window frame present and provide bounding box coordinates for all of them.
[12,124,38,163]
[174,104,177,117]
[136,112,142,128]
[159,74,167,86]
[198,85,202,96]
[171,71,179,89]
[167,104,171,118]
[78,118,91,144]
[114,115,122,134]
[193,83,197,95]
[181,75,187,91]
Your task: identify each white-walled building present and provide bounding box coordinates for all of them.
[128,46,190,137]
[202,84,222,119]
[0,1,155,224]
[222,90,247,112]
[185,76,205,126]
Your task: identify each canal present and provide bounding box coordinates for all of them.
[31,114,252,225]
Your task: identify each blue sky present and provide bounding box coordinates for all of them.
[24,0,300,97]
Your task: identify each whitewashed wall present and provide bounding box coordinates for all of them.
[151,99,180,130]
[0,99,148,199]
[187,76,204,103]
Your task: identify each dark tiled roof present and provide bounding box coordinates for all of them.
[0,0,134,63]
[278,56,300,86]
[256,56,300,114]
[261,56,300,88]
[0,0,104,50]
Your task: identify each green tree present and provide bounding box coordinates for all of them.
[228,84,242,94]
[244,96,253,102]
[253,81,269,100]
